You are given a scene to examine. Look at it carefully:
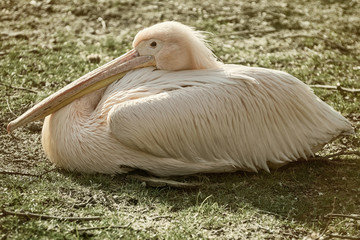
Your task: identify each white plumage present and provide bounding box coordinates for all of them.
[42,64,353,176]
[9,21,353,176]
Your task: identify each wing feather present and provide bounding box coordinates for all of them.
[107,66,353,172]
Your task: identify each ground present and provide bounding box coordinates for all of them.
[0,0,359,239]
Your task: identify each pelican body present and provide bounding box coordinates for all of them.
[8,22,354,176]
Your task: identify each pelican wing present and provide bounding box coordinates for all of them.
[108,66,353,172]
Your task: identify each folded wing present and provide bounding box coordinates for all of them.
[108,66,353,173]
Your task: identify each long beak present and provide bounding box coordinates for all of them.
[7,49,155,133]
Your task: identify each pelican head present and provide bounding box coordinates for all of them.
[133,21,219,70]
[7,21,219,133]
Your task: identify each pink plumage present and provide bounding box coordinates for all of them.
[10,22,354,176]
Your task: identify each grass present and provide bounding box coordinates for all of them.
[1,0,359,239]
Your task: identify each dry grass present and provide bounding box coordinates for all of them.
[1,0,359,239]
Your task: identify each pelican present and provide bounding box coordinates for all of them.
[7,21,354,176]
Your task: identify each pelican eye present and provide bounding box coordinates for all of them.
[150,41,157,48]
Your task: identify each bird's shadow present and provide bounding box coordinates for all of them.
[64,157,359,226]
